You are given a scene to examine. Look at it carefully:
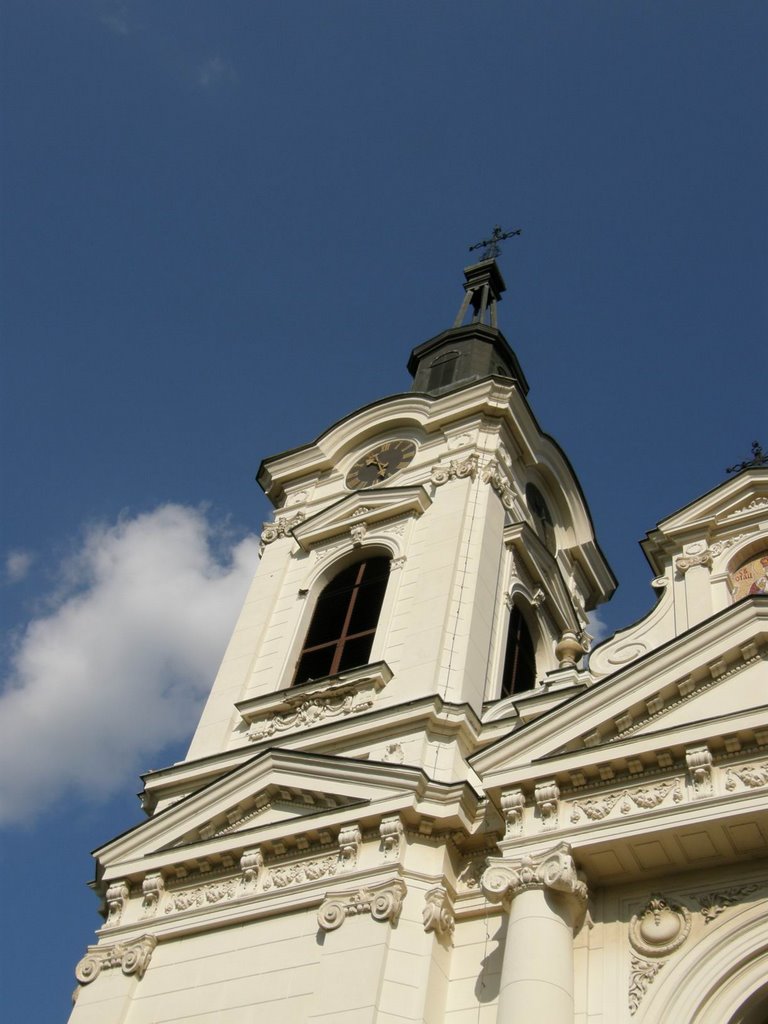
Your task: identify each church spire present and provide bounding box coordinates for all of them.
[407,232,528,397]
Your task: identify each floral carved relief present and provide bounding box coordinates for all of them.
[689,884,760,923]
[726,762,768,790]
[628,955,664,1016]
[263,855,339,890]
[430,455,478,485]
[569,779,682,824]
[164,879,239,914]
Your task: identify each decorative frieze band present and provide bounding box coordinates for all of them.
[317,878,407,932]
[75,935,157,986]
[482,842,587,908]
[260,512,306,546]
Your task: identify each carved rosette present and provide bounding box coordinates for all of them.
[422,886,455,940]
[380,815,404,859]
[105,880,129,926]
[481,843,588,910]
[317,879,407,932]
[629,894,691,957]
[430,455,478,486]
[75,935,157,986]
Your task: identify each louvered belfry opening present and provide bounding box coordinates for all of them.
[292,556,391,685]
[500,605,536,697]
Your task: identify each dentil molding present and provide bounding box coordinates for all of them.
[317,878,407,932]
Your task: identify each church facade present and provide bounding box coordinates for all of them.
[69,256,768,1024]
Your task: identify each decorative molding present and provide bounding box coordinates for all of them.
[629,894,691,957]
[689,884,760,923]
[141,873,165,917]
[569,779,682,824]
[431,454,478,486]
[422,886,455,940]
[710,532,751,556]
[240,848,264,889]
[534,779,560,829]
[380,815,404,859]
[350,523,367,546]
[260,512,306,546]
[482,461,517,511]
[628,954,664,1016]
[675,550,712,574]
[338,825,362,867]
[482,842,587,908]
[105,880,129,926]
[164,878,239,914]
[725,761,768,791]
[240,663,392,741]
[686,745,714,797]
[500,787,525,836]
[457,856,487,892]
[381,742,405,764]
[263,854,338,890]
[317,878,407,932]
[75,935,157,986]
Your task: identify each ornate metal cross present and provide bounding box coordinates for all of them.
[469,225,522,261]
[726,441,768,474]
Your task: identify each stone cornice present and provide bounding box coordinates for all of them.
[235,662,393,741]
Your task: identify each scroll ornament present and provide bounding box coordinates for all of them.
[482,842,587,908]
[317,879,407,932]
[422,886,454,940]
[75,935,157,985]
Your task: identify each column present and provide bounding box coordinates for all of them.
[481,842,587,1024]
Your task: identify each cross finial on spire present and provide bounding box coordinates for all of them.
[726,441,768,475]
[469,225,522,262]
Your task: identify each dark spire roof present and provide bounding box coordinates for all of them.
[407,256,529,397]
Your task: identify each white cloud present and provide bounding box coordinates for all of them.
[586,609,610,644]
[5,550,34,584]
[0,505,260,826]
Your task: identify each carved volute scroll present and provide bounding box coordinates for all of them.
[482,842,588,915]
[75,935,157,986]
[422,886,455,941]
[317,878,407,932]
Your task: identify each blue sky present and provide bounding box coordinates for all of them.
[1,2,766,1018]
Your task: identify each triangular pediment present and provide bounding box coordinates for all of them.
[96,749,425,872]
[292,486,431,551]
[472,598,768,781]
[642,469,768,571]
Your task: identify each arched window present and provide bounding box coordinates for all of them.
[526,483,556,554]
[500,605,536,697]
[427,350,460,391]
[293,556,390,686]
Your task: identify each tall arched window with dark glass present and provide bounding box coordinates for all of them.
[500,605,536,697]
[526,483,556,554]
[293,557,391,685]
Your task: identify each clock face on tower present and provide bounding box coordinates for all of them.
[345,439,417,489]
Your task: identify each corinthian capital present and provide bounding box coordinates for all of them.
[481,842,588,908]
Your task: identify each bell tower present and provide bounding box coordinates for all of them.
[68,246,616,1024]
